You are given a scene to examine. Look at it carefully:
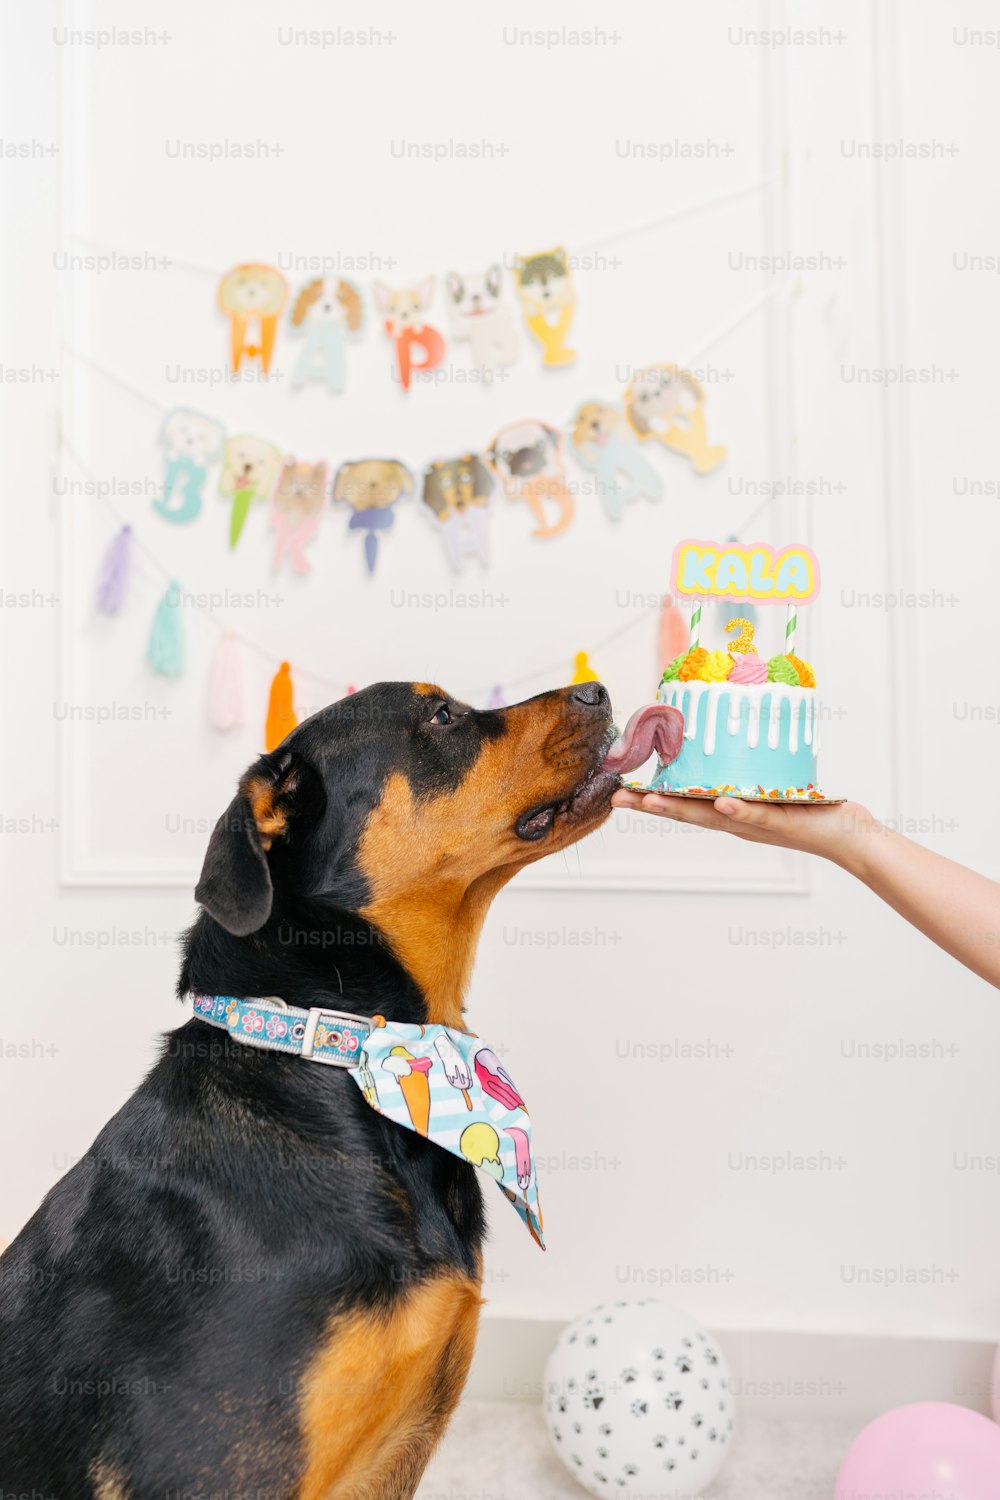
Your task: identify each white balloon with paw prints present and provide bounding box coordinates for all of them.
[542,1300,735,1500]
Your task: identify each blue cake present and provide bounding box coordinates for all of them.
[648,643,825,800]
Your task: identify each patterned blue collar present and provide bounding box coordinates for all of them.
[192,994,544,1248]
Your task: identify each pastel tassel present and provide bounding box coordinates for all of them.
[207,631,244,732]
[657,595,688,672]
[486,685,506,709]
[146,581,184,677]
[265,661,297,750]
[96,525,132,615]
[571,650,598,684]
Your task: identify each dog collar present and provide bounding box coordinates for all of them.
[192,994,544,1249]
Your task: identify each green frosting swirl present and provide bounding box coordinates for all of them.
[767,653,799,686]
[661,652,688,683]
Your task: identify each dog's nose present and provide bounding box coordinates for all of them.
[570,681,610,712]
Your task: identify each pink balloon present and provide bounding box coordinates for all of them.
[836,1402,1000,1500]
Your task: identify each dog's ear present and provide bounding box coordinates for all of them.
[445,271,463,304]
[485,263,502,297]
[332,463,356,502]
[194,750,325,936]
[391,461,414,497]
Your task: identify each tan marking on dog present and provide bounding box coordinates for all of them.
[297,1273,482,1500]
[90,1458,131,1499]
[242,773,288,849]
[357,693,611,1026]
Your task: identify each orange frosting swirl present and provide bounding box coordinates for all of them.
[787,653,816,687]
[677,647,708,682]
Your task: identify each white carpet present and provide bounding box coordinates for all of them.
[418,1398,856,1499]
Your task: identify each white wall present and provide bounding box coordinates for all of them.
[3,0,1000,1346]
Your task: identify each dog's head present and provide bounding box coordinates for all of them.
[160,408,226,467]
[218,263,289,319]
[374,278,435,328]
[624,363,702,436]
[333,459,413,512]
[221,435,282,495]
[488,422,561,483]
[515,248,572,305]
[192,682,617,1021]
[571,401,621,451]
[273,460,328,517]
[422,455,494,518]
[445,265,504,320]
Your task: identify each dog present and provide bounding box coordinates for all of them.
[487,420,574,539]
[373,279,447,392]
[421,454,495,570]
[623,362,727,474]
[0,678,625,1497]
[333,458,414,573]
[514,248,576,368]
[444,264,519,377]
[218,262,289,375]
[154,408,226,525]
[218,433,282,548]
[568,399,664,520]
[288,277,364,394]
[270,458,328,575]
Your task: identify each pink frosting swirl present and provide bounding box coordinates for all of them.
[728,652,768,685]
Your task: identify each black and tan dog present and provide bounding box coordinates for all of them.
[0,679,659,1498]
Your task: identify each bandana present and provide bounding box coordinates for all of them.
[192,994,544,1249]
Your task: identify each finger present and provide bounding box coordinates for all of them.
[714,796,783,828]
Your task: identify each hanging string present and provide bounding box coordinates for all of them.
[63,172,781,284]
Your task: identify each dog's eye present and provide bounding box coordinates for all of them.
[429,704,453,727]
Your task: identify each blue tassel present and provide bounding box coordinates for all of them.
[364,530,378,575]
[147,580,185,677]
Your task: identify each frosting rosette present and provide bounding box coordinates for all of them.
[728,652,768,685]
[661,652,687,683]
[767,654,799,686]
[699,649,733,682]
[677,646,708,682]
[786,653,816,687]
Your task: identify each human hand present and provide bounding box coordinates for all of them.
[610,788,877,871]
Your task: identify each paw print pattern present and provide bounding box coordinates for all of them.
[543,1305,732,1495]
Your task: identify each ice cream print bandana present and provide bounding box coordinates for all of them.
[193,995,545,1249]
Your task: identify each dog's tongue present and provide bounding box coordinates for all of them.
[601,704,685,776]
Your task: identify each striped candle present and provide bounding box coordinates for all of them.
[689,603,702,649]
[785,603,797,656]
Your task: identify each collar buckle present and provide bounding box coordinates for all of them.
[300,1007,373,1067]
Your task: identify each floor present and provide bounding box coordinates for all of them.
[418,1399,856,1499]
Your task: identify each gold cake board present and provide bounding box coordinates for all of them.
[623,781,846,807]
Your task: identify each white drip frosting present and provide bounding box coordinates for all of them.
[656,680,817,760]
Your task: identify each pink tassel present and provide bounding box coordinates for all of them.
[486,685,506,709]
[96,525,132,615]
[658,595,689,671]
[207,631,244,732]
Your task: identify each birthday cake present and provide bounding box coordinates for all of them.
[648,619,823,800]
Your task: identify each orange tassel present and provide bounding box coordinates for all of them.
[265,661,297,750]
[658,595,689,672]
